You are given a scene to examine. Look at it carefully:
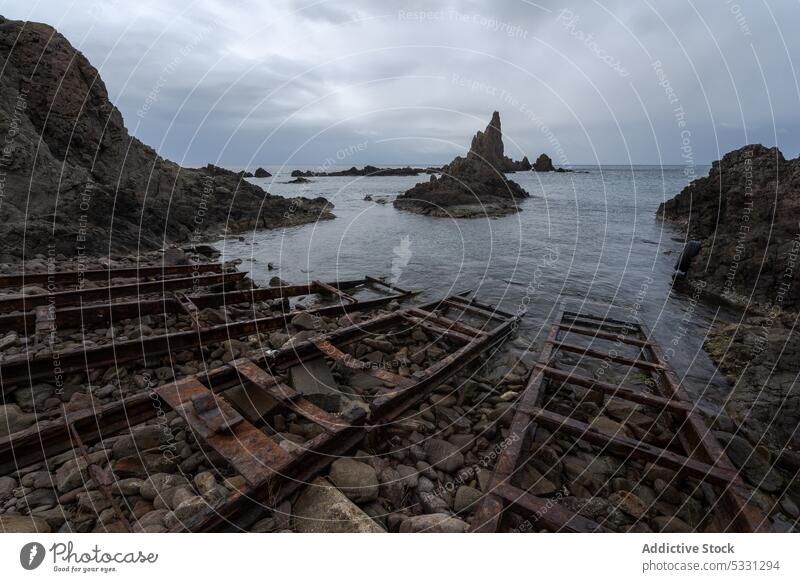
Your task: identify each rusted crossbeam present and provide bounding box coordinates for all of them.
[0,272,245,314]
[491,482,610,533]
[0,278,373,334]
[312,338,414,388]
[550,339,665,372]
[637,320,769,532]
[0,263,225,288]
[521,405,738,486]
[157,377,291,486]
[0,293,409,389]
[471,314,560,533]
[532,363,692,414]
[556,322,649,347]
[313,280,357,304]
[407,307,488,338]
[472,303,769,533]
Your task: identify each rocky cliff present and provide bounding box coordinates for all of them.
[657,144,800,309]
[394,112,529,217]
[0,17,332,259]
[659,144,800,454]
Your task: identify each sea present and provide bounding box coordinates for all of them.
[215,164,740,414]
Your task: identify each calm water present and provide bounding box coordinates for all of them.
[216,164,738,412]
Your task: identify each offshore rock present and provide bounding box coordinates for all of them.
[394,112,529,218]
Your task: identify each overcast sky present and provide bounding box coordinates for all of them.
[3,0,799,168]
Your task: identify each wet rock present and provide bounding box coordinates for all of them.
[291,311,318,331]
[651,515,693,533]
[0,476,17,499]
[136,509,169,529]
[294,477,385,533]
[0,404,36,437]
[608,490,648,519]
[453,485,482,513]
[425,439,464,473]
[328,458,379,503]
[112,425,170,459]
[0,515,51,532]
[396,465,419,489]
[399,513,470,533]
[55,451,108,493]
[114,453,178,477]
[716,433,785,493]
[140,473,189,501]
[77,490,111,512]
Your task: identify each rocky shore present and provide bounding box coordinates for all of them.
[0,17,333,260]
[291,165,441,178]
[394,112,530,218]
[658,144,800,487]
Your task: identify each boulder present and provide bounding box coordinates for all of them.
[328,458,380,503]
[0,404,36,437]
[0,515,51,533]
[294,477,385,533]
[425,439,464,473]
[399,513,470,533]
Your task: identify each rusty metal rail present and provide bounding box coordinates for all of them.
[0,291,412,390]
[170,291,520,532]
[0,291,519,532]
[0,271,246,314]
[470,301,770,533]
[0,277,377,334]
[0,262,226,288]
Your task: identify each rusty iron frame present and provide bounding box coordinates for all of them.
[0,281,414,390]
[0,263,226,288]
[0,277,376,334]
[470,301,770,533]
[0,285,422,470]
[0,291,520,532]
[167,291,520,531]
[0,271,246,314]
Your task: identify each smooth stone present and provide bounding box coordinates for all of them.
[328,458,380,503]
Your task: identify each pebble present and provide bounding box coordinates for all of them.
[328,458,380,503]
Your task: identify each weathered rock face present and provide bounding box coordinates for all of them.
[532,153,555,172]
[0,17,332,258]
[660,144,800,455]
[657,144,800,309]
[394,112,529,217]
[705,315,800,452]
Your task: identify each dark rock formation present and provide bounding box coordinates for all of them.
[253,167,272,178]
[532,154,555,172]
[657,144,799,309]
[291,165,439,178]
[503,156,531,172]
[393,112,529,217]
[659,144,800,454]
[0,17,332,258]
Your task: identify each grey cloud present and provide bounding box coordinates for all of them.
[2,0,798,166]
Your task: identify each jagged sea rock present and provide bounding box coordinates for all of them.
[532,153,555,172]
[394,112,529,218]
